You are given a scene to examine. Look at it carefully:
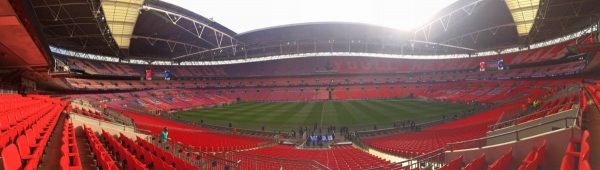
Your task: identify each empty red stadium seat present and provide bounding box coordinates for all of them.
[2,144,25,170]
[489,149,512,170]
[463,154,486,170]
[518,140,546,170]
[560,130,591,170]
[438,156,463,170]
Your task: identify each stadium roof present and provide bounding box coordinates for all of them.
[414,0,600,50]
[100,0,145,48]
[505,0,540,36]
[28,0,600,63]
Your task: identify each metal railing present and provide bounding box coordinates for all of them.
[447,116,579,151]
[367,148,446,170]
[145,136,240,169]
[488,103,573,130]
[367,108,582,170]
[144,134,330,170]
[222,151,330,170]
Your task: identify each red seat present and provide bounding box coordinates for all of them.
[561,130,590,170]
[489,149,512,170]
[518,140,546,170]
[438,156,463,170]
[2,144,22,170]
[463,154,486,170]
[16,135,39,160]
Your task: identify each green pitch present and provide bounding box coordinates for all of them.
[174,99,470,131]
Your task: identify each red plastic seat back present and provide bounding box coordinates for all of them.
[579,131,590,170]
[2,144,22,170]
[16,135,32,156]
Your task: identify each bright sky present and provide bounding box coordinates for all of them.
[161,0,459,33]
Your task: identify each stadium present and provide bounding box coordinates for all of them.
[0,0,598,169]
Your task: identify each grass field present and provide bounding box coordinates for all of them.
[174,99,471,131]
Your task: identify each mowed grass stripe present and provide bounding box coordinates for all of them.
[191,102,270,117]
[371,100,418,116]
[304,102,324,127]
[374,100,437,117]
[387,100,442,115]
[349,100,392,123]
[261,102,305,122]
[339,101,377,123]
[362,100,411,122]
[282,102,317,129]
[362,100,410,118]
[265,102,311,130]
[178,102,273,123]
[332,102,358,125]
[231,102,291,121]
[218,102,295,129]
[321,101,339,127]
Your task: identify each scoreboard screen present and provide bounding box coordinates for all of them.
[145,67,152,80]
[479,59,505,72]
[163,70,172,80]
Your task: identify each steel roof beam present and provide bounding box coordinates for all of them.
[142,5,244,51]
[412,0,487,41]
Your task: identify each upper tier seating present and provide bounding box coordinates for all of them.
[56,38,583,78]
[72,89,234,112]
[63,59,586,91]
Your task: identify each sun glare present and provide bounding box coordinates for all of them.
[161,0,458,33]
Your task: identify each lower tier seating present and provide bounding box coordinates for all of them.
[244,145,390,170]
[438,156,463,170]
[442,144,541,170]
[0,95,65,170]
[463,154,486,170]
[99,129,148,169]
[488,149,512,170]
[133,136,198,170]
[561,130,591,170]
[518,140,546,170]
[60,120,82,170]
[363,101,522,157]
[83,126,119,170]
[119,110,270,152]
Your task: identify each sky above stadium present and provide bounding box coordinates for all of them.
[161,0,459,33]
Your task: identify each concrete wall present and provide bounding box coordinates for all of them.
[446,128,581,170]
[70,113,147,139]
[486,108,578,145]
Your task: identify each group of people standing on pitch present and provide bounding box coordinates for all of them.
[306,133,334,147]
